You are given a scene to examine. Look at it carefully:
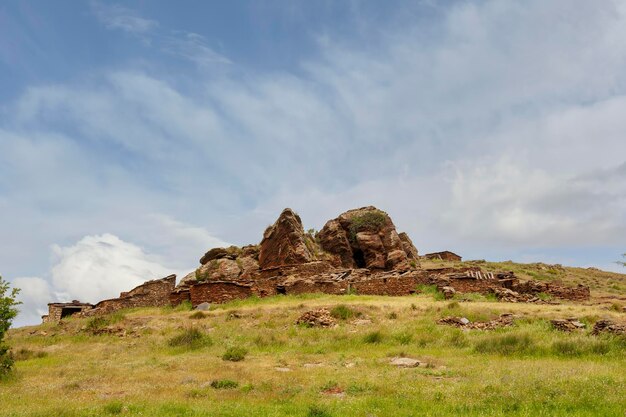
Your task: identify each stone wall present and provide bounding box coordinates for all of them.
[351,275,418,296]
[169,289,191,306]
[285,280,349,295]
[513,280,590,301]
[189,281,253,306]
[80,275,176,317]
[42,302,93,323]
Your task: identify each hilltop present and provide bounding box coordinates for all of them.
[2,206,626,416]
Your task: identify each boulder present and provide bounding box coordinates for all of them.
[258,208,315,269]
[195,258,242,281]
[441,286,456,300]
[316,219,354,268]
[389,357,421,368]
[318,206,409,271]
[398,232,419,261]
[200,246,241,265]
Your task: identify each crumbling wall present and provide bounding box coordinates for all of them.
[351,275,418,296]
[513,280,590,301]
[42,302,94,323]
[80,275,176,316]
[169,289,191,306]
[189,281,253,306]
[285,280,348,295]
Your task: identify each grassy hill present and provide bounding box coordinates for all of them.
[3,270,626,417]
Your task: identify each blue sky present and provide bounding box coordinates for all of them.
[2,0,625,326]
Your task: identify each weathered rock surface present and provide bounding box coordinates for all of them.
[199,246,241,265]
[551,318,586,332]
[296,308,336,327]
[258,208,315,269]
[318,206,410,271]
[592,319,626,335]
[390,357,421,368]
[398,232,419,261]
[438,314,517,330]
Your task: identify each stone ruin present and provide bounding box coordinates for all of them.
[42,275,176,323]
[170,206,591,308]
[42,206,592,323]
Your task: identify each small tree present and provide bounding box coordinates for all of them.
[617,254,626,268]
[0,275,21,377]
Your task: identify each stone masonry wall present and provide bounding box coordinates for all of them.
[351,275,418,296]
[189,281,253,306]
[80,275,176,317]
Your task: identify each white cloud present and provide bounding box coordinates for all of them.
[50,234,171,303]
[3,0,626,329]
[11,277,52,327]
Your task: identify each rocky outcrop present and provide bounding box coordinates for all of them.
[398,232,419,261]
[258,208,315,269]
[318,206,409,271]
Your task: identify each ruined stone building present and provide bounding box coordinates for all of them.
[43,206,590,323]
[424,251,462,262]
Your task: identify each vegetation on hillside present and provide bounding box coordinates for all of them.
[0,275,21,378]
[2,289,625,416]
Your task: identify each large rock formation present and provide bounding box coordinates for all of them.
[180,206,417,289]
[317,206,411,271]
[258,208,315,269]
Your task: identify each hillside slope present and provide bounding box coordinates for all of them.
[3,274,626,417]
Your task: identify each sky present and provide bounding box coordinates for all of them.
[1,0,625,327]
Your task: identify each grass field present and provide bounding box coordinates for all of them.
[3,288,626,417]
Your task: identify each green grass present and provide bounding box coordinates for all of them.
[221,346,248,361]
[2,293,626,416]
[167,328,212,350]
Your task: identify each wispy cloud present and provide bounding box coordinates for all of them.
[162,32,232,66]
[91,2,230,66]
[92,2,158,34]
[4,0,626,326]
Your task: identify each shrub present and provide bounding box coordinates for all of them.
[387,312,398,320]
[168,328,211,349]
[474,333,536,356]
[363,331,384,344]
[348,211,387,241]
[0,276,20,378]
[222,346,248,361]
[210,379,239,389]
[330,304,357,320]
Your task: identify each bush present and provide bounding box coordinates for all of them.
[387,312,398,319]
[363,331,384,344]
[330,305,357,320]
[222,346,248,361]
[210,379,239,389]
[348,211,387,241]
[168,328,211,349]
[0,276,20,378]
